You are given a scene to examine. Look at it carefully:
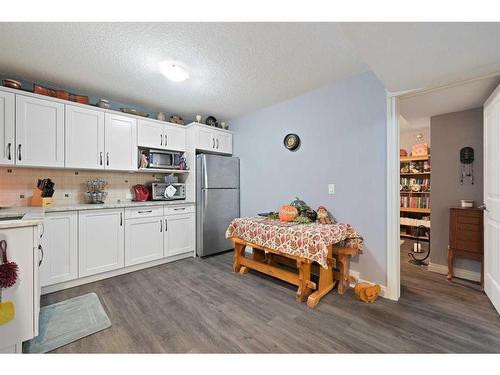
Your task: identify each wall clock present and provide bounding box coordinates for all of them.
[283,133,300,151]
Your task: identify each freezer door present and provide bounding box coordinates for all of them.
[197,188,240,257]
[198,154,240,189]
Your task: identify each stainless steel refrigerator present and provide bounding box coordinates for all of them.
[196,154,240,257]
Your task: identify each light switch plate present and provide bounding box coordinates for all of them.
[328,184,335,195]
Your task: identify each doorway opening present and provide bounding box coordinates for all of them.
[388,73,500,301]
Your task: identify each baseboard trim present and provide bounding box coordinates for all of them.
[41,252,193,295]
[427,262,480,282]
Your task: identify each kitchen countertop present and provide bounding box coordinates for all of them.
[0,200,195,220]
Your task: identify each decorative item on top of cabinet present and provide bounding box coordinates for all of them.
[2,79,22,89]
[95,99,111,109]
[120,108,149,117]
[283,133,300,151]
[220,122,228,130]
[169,115,184,125]
[205,116,218,127]
[156,112,166,121]
[195,115,202,123]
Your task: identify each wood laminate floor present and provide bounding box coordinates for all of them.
[41,244,500,353]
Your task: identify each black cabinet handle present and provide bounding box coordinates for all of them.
[18,144,21,161]
[160,134,163,146]
[160,219,163,232]
[138,210,152,214]
[106,152,110,166]
[212,138,215,149]
[165,219,168,231]
[100,152,103,166]
[174,207,186,211]
[7,143,11,160]
[120,212,123,226]
[38,244,44,267]
[216,138,219,149]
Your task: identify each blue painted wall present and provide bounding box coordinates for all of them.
[230,72,387,285]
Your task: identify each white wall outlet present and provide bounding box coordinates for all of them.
[328,184,335,195]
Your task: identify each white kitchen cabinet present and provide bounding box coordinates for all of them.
[125,215,164,266]
[78,209,125,277]
[194,124,232,154]
[0,225,40,349]
[0,91,15,165]
[15,95,65,167]
[164,211,195,257]
[163,123,186,151]
[40,211,78,287]
[137,119,186,152]
[65,105,105,169]
[137,119,163,149]
[104,113,137,170]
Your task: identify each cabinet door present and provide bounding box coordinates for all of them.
[125,216,164,266]
[40,211,78,287]
[215,132,232,154]
[104,113,137,170]
[0,91,15,165]
[16,95,64,167]
[164,123,186,151]
[197,127,216,152]
[137,119,163,149]
[65,105,105,169]
[0,226,36,346]
[79,209,125,277]
[164,212,195,257]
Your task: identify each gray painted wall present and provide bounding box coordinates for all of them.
[430,108,483,273]
[230,72,387,285]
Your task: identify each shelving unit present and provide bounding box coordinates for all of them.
[400,154,431,243]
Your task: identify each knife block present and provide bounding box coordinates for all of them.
[31,188,54,207]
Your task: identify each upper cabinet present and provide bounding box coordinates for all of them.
[0,91,15,165]
[15,95,64,167]
[65,105,105,169]
[137,119,186,152]
[193,124,232,154]
[105,113,137,171]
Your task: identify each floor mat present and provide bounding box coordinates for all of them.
[24,293,111,353]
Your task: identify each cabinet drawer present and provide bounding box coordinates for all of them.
[125,206,164,219]
[165,205,194,215]
[457,215,481,225]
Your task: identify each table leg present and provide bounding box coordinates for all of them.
[307,263,334,308]
[296,260,312,302]
[233,242,245,273]
[336,254,350,294]
[447,247,453,281]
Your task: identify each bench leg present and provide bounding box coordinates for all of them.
[296,260,312,302]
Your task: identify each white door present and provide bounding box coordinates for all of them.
[125,216,164,266]
[484,86,500,314]
[79,209,125,277]
[164,213,195,257]
[65,105,105,169]
[214,132,232,154]
[163,123,186,151]
[40,211,78,287]
[137,119,163,149]
[15,95,64,167]
[197,127,216,152]
[0,91,15,165]
[104,113,137,170]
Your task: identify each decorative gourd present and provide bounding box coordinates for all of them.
[279,205,298,222]
[354,282,381,303]
[290,197,309,213]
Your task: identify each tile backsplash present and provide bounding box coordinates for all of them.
[0,167,164,207]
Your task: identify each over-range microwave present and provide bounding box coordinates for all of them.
[143,149,182,170]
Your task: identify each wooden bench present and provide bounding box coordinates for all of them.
[230,237,359,308]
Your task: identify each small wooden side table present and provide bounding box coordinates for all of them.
[447,207,484,288]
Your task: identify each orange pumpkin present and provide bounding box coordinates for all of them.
[279,205,298,222]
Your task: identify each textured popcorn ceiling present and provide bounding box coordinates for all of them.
[0,23,368,120]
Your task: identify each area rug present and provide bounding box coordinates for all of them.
[24,293,111,353]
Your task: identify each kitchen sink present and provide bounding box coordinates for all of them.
[0,215,24,221]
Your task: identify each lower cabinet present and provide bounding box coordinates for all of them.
[125,215,164,266]
[165,212,195,257]
[79,208,125,277]
[40,211,78,287]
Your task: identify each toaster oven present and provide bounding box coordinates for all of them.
[150,183,186,201]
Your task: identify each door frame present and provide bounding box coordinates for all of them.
[385,73,500,301]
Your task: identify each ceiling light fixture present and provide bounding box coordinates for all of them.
[159,62,190,82]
